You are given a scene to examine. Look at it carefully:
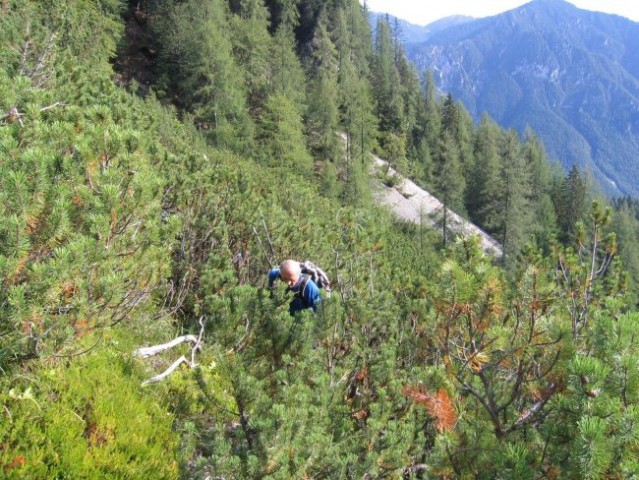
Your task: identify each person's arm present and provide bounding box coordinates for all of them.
[268,268,281,287]
[303,279,321,311]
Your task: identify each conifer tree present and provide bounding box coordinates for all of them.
[372,16,404,134]
[258,92,313,172]
[498,129,533,263]
[410,70,440,187]
[394,49,421,139]
[305,12,341,163]
[439,93,460,138]
[422,70,441,149]
[553,164,587,243]
[266,0,301,31]
[522,128,557,250]
[434,131,465,245]
[468,113,502,224]
[331,1,377,204]
[269,26,307,108]
[377,132,405,179]
[154,0,254,151]
[611,200,639,298]
[229,0,273,113]
[344,0,374,75]
[552,200,621,337]
[428,236,565,475]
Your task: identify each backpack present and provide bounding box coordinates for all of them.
[300,260,332,297]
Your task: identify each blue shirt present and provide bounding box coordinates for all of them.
[268,268,321,315]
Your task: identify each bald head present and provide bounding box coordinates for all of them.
[280,259,301,286]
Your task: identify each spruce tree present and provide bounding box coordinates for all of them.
[498,129,533,264]
[434,131,465,245]
[305,12,341,163]
[154,0,254,151]
[229,0,273,113]
[553,164,587,244]
[372,16,404,134]
[469,113,502,224]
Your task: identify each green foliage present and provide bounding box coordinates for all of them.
[305,13,341,163]
[257,93,313,172]
[552,200,624,337]
[0,112,167,359]
[553,164,588,243]
[3,1,639,479]
[153,0,254,151]
[0,335,180,479]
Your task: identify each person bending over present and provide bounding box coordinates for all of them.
[268,259,321,315]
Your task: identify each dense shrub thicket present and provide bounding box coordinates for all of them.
[1,0,639,478]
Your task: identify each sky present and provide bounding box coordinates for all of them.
[363,0,639,26]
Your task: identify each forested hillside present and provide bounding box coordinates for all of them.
[405,0,639,198]
[2,1,639,478]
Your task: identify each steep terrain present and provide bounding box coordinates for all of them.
[404,0,639,197]
[113,3,157,95]
[371,155,503,257]
[116,5,502,260]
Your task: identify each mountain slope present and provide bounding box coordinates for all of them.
[368,12,472,44]
[371,155,503,258]
[405,0,639,197]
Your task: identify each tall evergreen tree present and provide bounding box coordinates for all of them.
[469,114,502,225]
[553,164,587,244]
[372,16,403,134]
[269,26,307,108]
[394,48,420,137]
[229,0,273,113]
[257,93,313,172]
[265,0,300,32]
[154,0,254,151]
[331,0,376,205]
[498,129,533,263]
[305,12,341,163]
[522,128,557,250]
[439,93,460,138]
[410,70,440,188]
[422,70,441,148]
[434,131,465,245]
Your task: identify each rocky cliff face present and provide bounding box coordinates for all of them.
[405,0,639,197]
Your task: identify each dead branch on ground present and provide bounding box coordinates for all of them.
[133,316,205,385]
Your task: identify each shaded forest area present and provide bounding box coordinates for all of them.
[1,0,639,478]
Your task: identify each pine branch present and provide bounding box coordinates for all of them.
[232,314,251,353]
[39,102,65,112]
[18,22,31,77]
[402,386,456,432]
[508,382,558,432]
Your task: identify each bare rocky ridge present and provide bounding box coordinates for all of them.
[370,155,503,258]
